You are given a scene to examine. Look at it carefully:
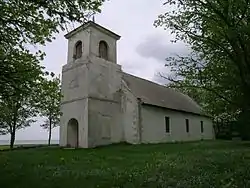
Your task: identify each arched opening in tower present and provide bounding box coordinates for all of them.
[67,118,79,148]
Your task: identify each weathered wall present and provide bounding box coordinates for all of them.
[66,26,118,65]
[88,98,123,147]
[141,105,214,143]
[121,81,140,144]
[86,57,123,147]
[60,99,88,148]
[87,56,122,100]
[60,59,90,148]
[61,61,89,103]
[61,22,121,148]
[89,27,118,63]
[67,29,91,64]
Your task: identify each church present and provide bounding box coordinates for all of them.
[59,21,214,148]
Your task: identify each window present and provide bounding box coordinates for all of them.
[75,41,82,59]
[201,121,204,133]
[165,116,170,133]
[99,40,108,60]
[186,119,189,133]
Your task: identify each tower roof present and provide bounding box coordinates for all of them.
[64,21,121,40]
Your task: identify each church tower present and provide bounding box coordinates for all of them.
[60,21,123,148]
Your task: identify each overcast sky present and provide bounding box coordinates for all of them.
[0,0,188,141]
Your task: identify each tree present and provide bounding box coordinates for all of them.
[0,0,105,146]
[0,0,105,98]
[0,0,104,47]
[36,74,62,146]
[155,0,250,138]
[0,0,104,146]
[0,49,43,148]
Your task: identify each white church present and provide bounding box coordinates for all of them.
[59,21,214,148]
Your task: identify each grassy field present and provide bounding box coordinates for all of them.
[0,145,10,150]
[0,141,250,188]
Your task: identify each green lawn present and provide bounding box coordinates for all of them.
[0,141,250,188]
[0,145,10,150]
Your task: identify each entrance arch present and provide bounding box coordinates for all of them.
[67,118,79,148]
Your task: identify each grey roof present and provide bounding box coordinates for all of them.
[122,73,205,116]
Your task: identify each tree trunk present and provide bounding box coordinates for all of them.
[48,118,52,146]
[10,110,17,149]
[10,126,16,149]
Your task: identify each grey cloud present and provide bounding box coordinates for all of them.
[136,34,190,63]
[121,60,155,81]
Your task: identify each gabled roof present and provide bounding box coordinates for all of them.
[64,21,121,40]
[122,73,206,116]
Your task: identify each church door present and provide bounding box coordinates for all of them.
[67,118,79,148]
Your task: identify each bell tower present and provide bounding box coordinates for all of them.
[60,21,123,148]
[65,21,120,64]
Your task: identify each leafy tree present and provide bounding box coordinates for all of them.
[36,74,62,146]
[155,0,250,138]
[0,0,105,98]
[0,0,105,145]
[0,0,104,47]
[0,49,43,148]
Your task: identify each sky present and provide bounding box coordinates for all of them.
[0,0,188,141]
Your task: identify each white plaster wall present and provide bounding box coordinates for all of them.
[84,56,122,147]
[60,55,122,148]
[87,56,122,101]
[89,27,118,63]
[141,105,214,143]
[88,98,123,147]
[61,22,121,148]
[67,26,118,64]
[60,99,88,148]
[121,82,140,144]
[67,29,91,64]
[61,61,89,103]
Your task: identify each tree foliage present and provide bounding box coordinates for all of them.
[0,0,105,145]
[0,0,105,98]
[155,0,250,138]
[36,74,62,146]
[0,49,43,148]
[0,0,104,47]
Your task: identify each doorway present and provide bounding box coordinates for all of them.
[67,118,79,148]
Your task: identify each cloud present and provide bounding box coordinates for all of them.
[136,34,190,63]
[134,33,192,85]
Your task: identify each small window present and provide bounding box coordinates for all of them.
[165,117,170,133]
[75,41,82,59]
[99,40,108,60]
[186,119,189,133]
[201,121,204,133]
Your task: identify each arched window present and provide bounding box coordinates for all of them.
[99,40,108,60]
[74,41,82,59]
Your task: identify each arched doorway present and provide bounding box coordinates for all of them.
[67,118,79,148]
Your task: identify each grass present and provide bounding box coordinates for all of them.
[1,141,250,188]
[0,145,11,150]
[0,144,53,151]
